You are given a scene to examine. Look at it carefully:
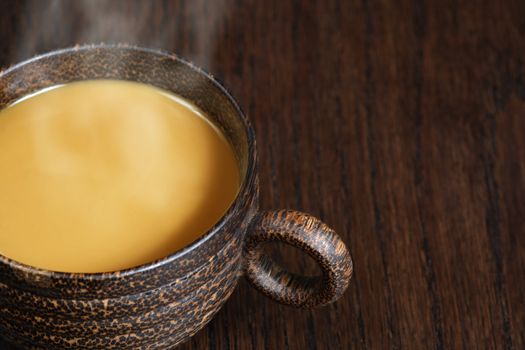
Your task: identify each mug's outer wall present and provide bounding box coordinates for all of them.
[0,183,258,349]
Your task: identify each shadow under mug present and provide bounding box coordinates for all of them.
[0,45,353,349]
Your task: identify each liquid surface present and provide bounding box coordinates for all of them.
[0,80,239,273]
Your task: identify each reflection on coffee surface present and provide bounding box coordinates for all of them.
[0,80,239,273]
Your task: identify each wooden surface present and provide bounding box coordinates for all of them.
[1,0,525,348]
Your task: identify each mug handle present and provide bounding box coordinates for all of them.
[243,210,353,308]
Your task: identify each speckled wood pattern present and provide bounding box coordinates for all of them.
[0,45,352,349]
[244,210,353,308]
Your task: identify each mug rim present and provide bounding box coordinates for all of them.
[0,44,256,280]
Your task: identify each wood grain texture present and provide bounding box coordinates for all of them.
[0,0,524,348]
[244,210,353,308]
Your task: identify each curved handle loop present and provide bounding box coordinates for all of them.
[243,210,353,308]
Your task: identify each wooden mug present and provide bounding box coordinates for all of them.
[0,45,353,349]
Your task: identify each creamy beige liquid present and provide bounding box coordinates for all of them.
[0,80,239,273]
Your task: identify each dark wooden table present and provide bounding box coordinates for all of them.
[1,0,525,349]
